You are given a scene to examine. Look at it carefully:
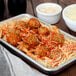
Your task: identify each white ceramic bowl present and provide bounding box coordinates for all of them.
[36,3,62,24]
[62,4,76,32]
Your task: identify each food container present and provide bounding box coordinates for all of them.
[0,14,76,74]
[62,4,76,32]
[36,3,62,24]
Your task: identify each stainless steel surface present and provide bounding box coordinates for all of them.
[0,14,76,74]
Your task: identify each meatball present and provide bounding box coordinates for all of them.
[38,26,49,35]
[30,44,48,57]
[51,32,64,44]
[6,32,21,46]
[21,32,39,46]
[50,26,64,44]
[5,21,27,35]
[28,18,41,28]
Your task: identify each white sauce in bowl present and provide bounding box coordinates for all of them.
[38,6,59,14]
[65,6,76,21]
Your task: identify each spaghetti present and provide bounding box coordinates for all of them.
[0,18,76,68]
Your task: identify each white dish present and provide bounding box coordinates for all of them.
[36,3,62,24]
[62,4,76,32]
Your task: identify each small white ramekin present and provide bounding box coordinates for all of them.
[62,4,76,32]
[36,3,62,24]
